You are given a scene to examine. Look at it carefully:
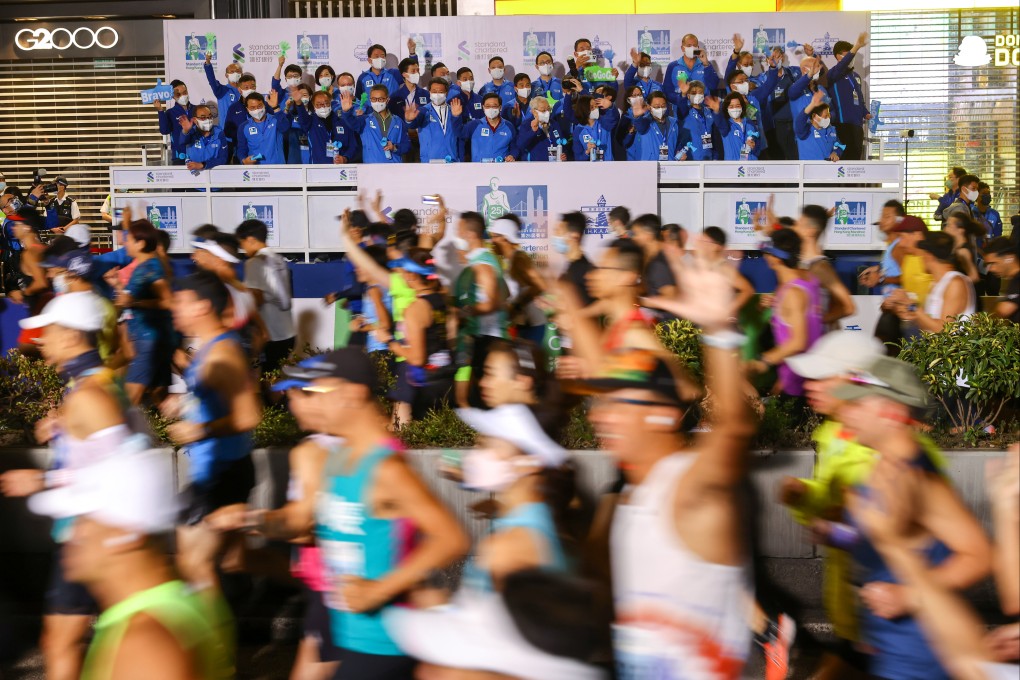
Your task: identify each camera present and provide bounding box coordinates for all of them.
[33,167,48,185]
[42,183,58,193]
[899,129,915,138]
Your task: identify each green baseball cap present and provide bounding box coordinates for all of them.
[831,356,932,410]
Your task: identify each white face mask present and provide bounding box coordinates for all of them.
[536,110,551,123]
[462,449,521,492]
[812,71,821,81]
[484,107,500,120]
[690,93,705,105]
[250,107,266,120]
[454,236,470,251]
[628,96,643,108]
[816,116,831,129]
[963,188,979,202]
[431,93,447,106]
[338,85,355,97]
[176,94,190,107]
[301,96,311,105]
[460,79,474,93]
[319,75,333,88]
[740,65,753,77]
[651,106,666,119]
[240,88,254,99]
[286,77,301,88]
[490,68,505,80]
[407,72,420,85]
[516,87,531,99]
[315,106,331,119]
[227,72,242,84]
[371,101,388,113]
[371,57,386,70]
[638,66,652,78]
[733,82,749,95]
[683,46,697,59]
[728,108,743,119]
[589,108,600,121]
[53,273,69,295]
[538,64,553,76]
[197,119,214,132]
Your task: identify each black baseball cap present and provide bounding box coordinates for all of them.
[273,348,379,393]
[917,231,956,263]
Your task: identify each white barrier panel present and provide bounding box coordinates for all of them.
[110,161,901,255]
[163,13,869,118]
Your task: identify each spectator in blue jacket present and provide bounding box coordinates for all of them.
[223,74,260,159]
[712,92,761,160]
[532,51,563,103]
[450,67,484,120]
[502,73,534,127]
[203,51,242,129]
[976,182,1003,240]
[340,84,411,163]
[827,32,870,160]
[624,48,665,102]
[479,57,515,107]
[355,40,418,100]
[929,166,966,223]
[565,93,617,161]
[663,34,720,102]
[762,45,803,160]
[270,57,308,164]
[794,91,845,161]
[787,56,830,128]
[298,90,359,164]
[176,105,229,171]
[281,84,313,163]
[675,80,719,161]
[630,91,694,161]
[724,61,778,158]
[237,91,291,165]
[458,93,518,162]
[516,97,571,162]
[617,84,645,160]
[154,80,194,165]
[404,78,460,163]
[271,55,305,108]
[389,57,430,122]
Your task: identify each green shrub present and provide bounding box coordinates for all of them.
[0,350,63,443]
[654,318,704,381]
[897,313,1020,436]
[397,405,477,449]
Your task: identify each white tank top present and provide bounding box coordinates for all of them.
[611,454,753,680]
[923,270,975,322]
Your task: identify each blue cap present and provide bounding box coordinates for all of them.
[387,257,437,278]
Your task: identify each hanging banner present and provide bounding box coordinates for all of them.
[164,13,868,119]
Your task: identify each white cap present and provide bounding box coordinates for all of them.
[457,404,567,467]
[64,223,91,247]
[19,291,106,332]
[488,218,520,244]
[191,239,240,264]
[29,449,179,535]
[786,331,886,380]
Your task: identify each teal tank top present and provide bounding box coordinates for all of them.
[315,439,411,656]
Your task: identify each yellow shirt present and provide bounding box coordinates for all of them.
[901,254,932,306]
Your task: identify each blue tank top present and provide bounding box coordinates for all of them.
[363,284,392,354]
[316,440,410,656]
[880,238,902,296]
[461,502,568,593]
[182,332,252,485]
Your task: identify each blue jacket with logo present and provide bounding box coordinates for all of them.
[563,93,619,161]
[622,66,665,102]
[664,58,720,99]
[203,63,241,133]
[531,76,564,102]
[176,125,229,169]
[826,50,869,126]
[296,107,360,164]
[448,86,485,120]
[341,109,411,164]
[407,104,462,163]
[236,110,292,165]
[632,112,694,161]
[788,74,831,121]
[516,117,572,162]
[933,189,959,222]
[388,83,430,120]
[355,56,417,100]
[978,206,1003,239]
[159,102,195,161]
[794,110,845,161]
[223,98,259,157]
[715,114,762,161]
[479,80,517,107]
[458,117,518,162]
[676,103,719,161]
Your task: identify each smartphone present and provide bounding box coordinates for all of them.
[421,195,440,205]
[693,49,702,57]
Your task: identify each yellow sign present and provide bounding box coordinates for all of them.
[995,34,1020,66]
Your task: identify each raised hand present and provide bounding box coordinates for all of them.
[179,115,194,133]
[631,98,647,117]
[679,80,690,96]
[854,32,869,51]
[404,100,419,123]
[531,117,540,132]
[450,97,463,117]
[641,256,736,332]
[205,51,212,64]
[803,43,815,58]
[811,89,825,107]
[267,89,279,109]
[733,34,744,53]
[699,48,710,67]
[340,91,354,112]
[704,95,720,113]
[407,37,417,55]
[278,54,286,67]
[289,85,302,101]
[598,96,613,110]
[630,47,640,66]
[153,98,165,111]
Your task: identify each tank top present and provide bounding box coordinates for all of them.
[461,502,568,593]
[420,292,452,369]
[467,248,510,339]
[315,439,415,656]
[288,434,345,593]
[901,254,932,306]
[879,238,901,296]
[181,331,252,485]
[923,271,975,322]
[81,580,235,680]
[772,276,824,397]
[602,307,655,352]
[363,284,392,354]
[611,454,752,680]
[506,251,548,327]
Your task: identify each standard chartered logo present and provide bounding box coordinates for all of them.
[16,26,120,51]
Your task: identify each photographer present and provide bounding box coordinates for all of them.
[44,178,80,233]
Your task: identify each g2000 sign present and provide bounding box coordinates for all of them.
[15,26,120,51]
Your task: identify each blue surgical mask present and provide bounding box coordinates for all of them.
[552,235,569,254]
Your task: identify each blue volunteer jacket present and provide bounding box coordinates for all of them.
[664,57,720,100]
[933,189,959,222]
[479,80,517,106]
[788,74,831,121]
[715,114,762,161]
[408,104,462,162]
[632,112,694,161]
[678,104,719,161]
[175,126,229,169]
[765,67,802,123]
[978,207,1003,239]
[794,110,846,161]
[531,76,564,102]
[223,98,257,156]
[448,86,485,120]
[159,102,195,161]
[623,66,665,102]
[296,107,360,164]
[563,93,619,161]
[826,50,869,126]
[236,110,292,165]
[516,117,572,162]
[204,63,242,133]
[388,83,430,120]
[617,111,640,161]
[459,117,518,162]
[355,56,417,100]
[341,109,411,163]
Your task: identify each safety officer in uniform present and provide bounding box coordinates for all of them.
[46,178,81,233]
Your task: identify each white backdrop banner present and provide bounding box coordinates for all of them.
[164,13,869,116]
[356,162,658,283]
